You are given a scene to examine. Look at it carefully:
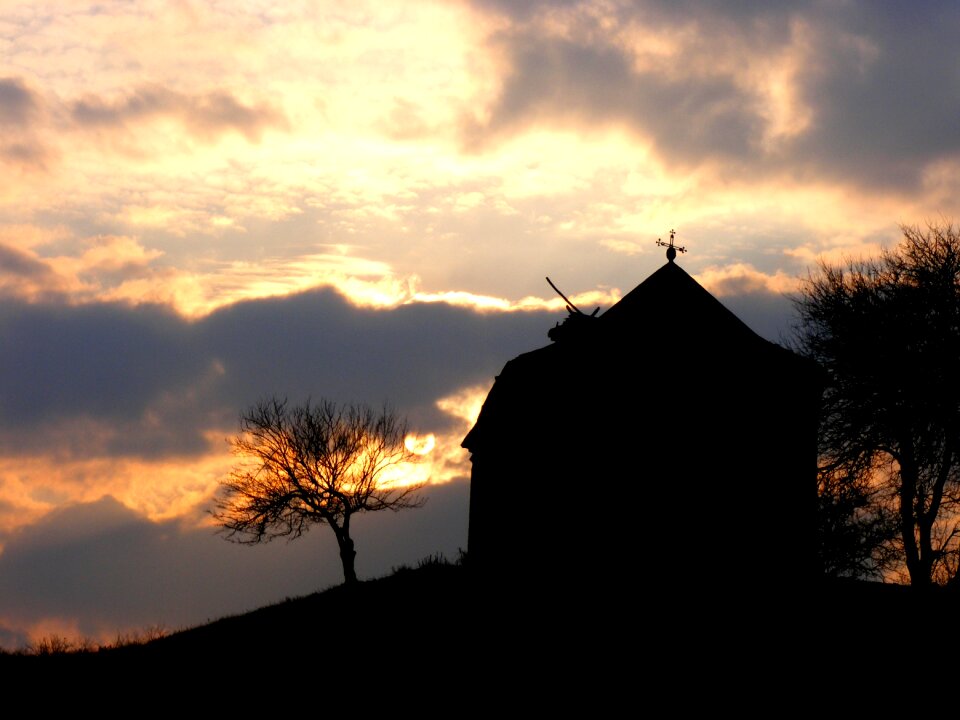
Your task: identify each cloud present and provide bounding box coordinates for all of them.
[0,77,39,127]
[0,243,59,282]
[0,242,78,300]
[379,98,436,140]
[70,85,289,142]
[464,32,762,163]
[74,235,164,273]
[0,235,176,307]
[0,141,51,169]
[0,301,210,453]
[787,4,960,189]
[695,263,799,298]
[462,0,960,193]
[0,77,52,171]
[0,287,558,463]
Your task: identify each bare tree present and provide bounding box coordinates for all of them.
[214,398,425,584]
[794,223,960,585]
[817,463,897,580]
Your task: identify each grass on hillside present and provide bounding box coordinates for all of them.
[0,550,466,658]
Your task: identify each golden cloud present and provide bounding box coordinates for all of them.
[694,263,800,297]
[0,447,231,539]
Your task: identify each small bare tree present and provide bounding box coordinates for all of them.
[214,397,425,584]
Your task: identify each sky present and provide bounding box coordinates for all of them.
[2,0,960,645]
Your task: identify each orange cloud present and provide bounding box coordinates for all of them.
[423,384,492,484]
[0,447,231,539]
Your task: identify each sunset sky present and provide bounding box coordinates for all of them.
[2,0,960,645]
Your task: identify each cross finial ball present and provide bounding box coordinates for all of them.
[656,229,686,262]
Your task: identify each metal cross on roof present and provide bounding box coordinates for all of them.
[656,229,686,262]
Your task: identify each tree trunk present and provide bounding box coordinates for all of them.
[899,452,932,587]
[917,516,935,588]
[339,536,357,584]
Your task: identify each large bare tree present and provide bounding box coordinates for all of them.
[214,398,425,584]
[795,224,960,585]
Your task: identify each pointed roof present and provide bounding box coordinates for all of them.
[463,260,814,453]
[599,260,761,345]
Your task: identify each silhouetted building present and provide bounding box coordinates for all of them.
[462,257,822,589]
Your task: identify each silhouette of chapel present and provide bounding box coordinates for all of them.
[462,246,822,587]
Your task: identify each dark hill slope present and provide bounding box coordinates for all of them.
[3,568,958,688]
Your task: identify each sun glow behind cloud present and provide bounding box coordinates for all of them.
[405,433,436,456]
[419,383,492,482]
[0,449,232,541]
[381,385,491,490]
[0,382,489,542]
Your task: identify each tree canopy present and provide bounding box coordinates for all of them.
[795,224,960,585]
[214,398,425,584]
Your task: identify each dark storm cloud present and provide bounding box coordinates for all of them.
[0,482,469,641]
[70,85,289,142]
[0,288,557,460]
[201,291,555,411]
[790,2,960,188]
[0,77,39,126]
[465,0,960,191]
[466,34,762,164]
[0,299,211,457]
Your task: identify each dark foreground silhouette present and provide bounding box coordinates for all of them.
[4,558,957,692]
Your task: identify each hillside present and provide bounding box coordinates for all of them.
[4,563,958,686]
